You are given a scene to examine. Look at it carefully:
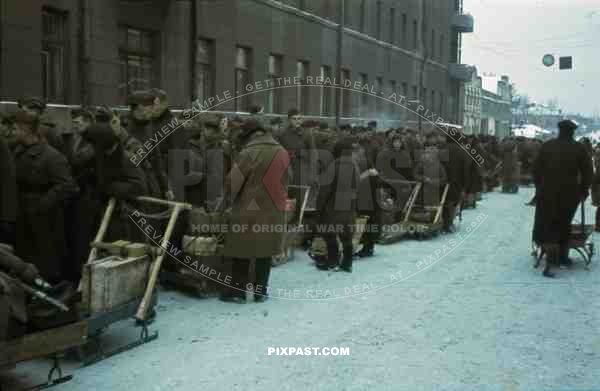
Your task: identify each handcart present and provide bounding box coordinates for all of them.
[533,201,594,270]
[379,181,422,244]
[77,196,192,366]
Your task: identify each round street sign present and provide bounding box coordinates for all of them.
[543,54,555,67]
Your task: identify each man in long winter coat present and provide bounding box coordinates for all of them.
[315,138,367,272]
[276,109,318,208]
[533,119,593,277]
[440,132,471,232]
[13,111,79,284]
[221,119,291,303]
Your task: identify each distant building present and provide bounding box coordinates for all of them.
[469,74,512,138]
[462,67,482,135]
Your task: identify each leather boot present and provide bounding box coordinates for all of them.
[558,244,573,267]
[542,243,558,278]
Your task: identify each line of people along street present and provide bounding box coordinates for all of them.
[1,91,597,345]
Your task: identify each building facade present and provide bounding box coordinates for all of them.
[462,66,481,135]
[481,75,512,138]
[0,0,474,127]
[463,72,512,138]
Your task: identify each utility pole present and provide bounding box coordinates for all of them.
[335,0,345,128]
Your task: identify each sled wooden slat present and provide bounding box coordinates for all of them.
[0,321,87,366]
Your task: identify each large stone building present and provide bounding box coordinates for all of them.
[0,0,474,127]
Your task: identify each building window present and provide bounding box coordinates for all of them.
[119,26,157,103]
[359,0,366,33]
[389,80,397,117]
[439,92,444,118]
[376,1,382,40]
[320,65,332,116]
[439,34,444,62]
[41,8,67,103]
[195,38,214,105]
[412,85,418,120]
[358,73,368,117]
[323,0,334,20]
[431,90,436,114]
[296,60,309,113]
[401,82,408,119]
[267,54,283,113]
[402,13,407,48]
[389,8,396,44]
[375,77,383,114]
[235,46,252,112]
[413,19,418,50]
[431,29,435,59]
[341,69,352,117]
[298,0,306,11]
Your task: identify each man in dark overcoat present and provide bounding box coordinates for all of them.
[276,109,318,208]
[533,119,593,277]
[82,123,148,244]
[315,138,372,272]
[440,132,471,232]
[222,119,291,303]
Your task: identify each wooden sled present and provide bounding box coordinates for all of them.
[308,216,369,263]
[379,181,422,244]
[1,320,87,391]
[159,199,230,297]
[401,184,449,240]
[272,185,312,267]
[76,196,192,366]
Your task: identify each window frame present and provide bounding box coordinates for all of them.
[319,65,333,116]
[296,60,310,114]
[267,54,283,114]
[41,7,68,103]
[118,25,158,103]
[358,73,369,117]
[195,38,215,105]
[234,46,253,112]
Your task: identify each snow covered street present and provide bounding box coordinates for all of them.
[8,187,600,391]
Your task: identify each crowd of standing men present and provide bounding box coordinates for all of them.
[1,88,591,343]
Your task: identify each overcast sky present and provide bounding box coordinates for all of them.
[462,0,600,117]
